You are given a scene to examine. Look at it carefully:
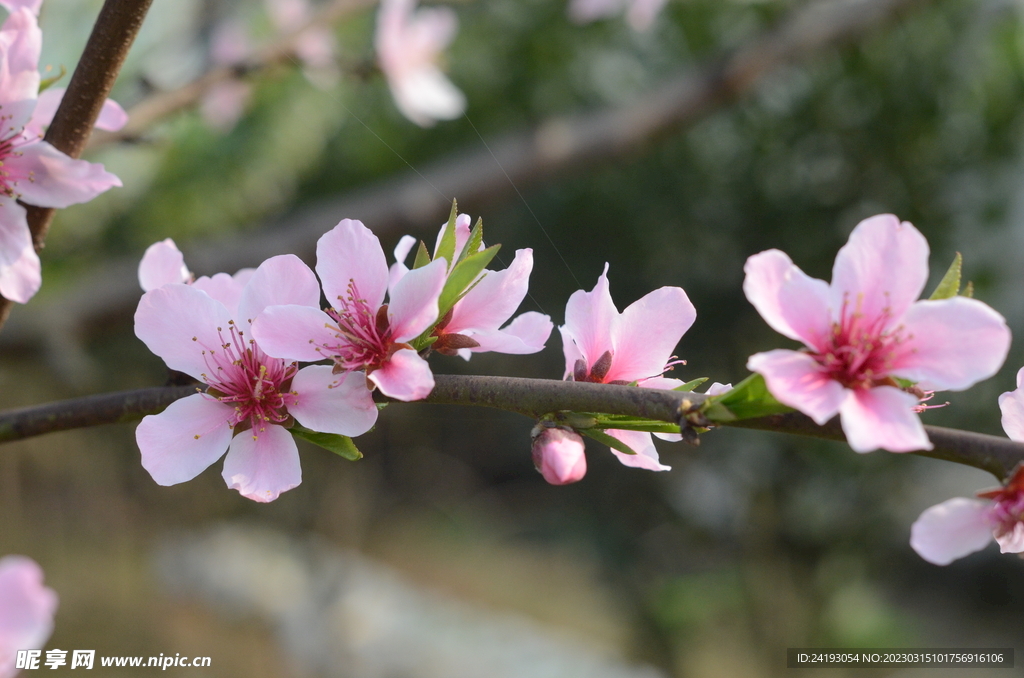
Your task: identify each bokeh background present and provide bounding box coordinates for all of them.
[2,0,1024,675]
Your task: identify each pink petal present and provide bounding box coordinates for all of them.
[388,234,417,288]
[289,366,378,436]
[996,522,1024,554]
[192,273,245,316]
[0,0,42,15]
[134,284,234,381]
[559,325,587,380]
[447,248,534,335]
[138,238,190,292]
[747,349,847,425]
[705,382,733,396]
[250,304,338,362]
[136,393,235,485]
[95,97,129,131]
[464,311,553,356]
[839,385,931,453]
[388,67,466,127]
[368,347,434,401]
[236,254,320,327]
[743,249,831,349]
[910,497,993,565]
[606,429,670,471]
[199,80,251,132]
[0,8,40,126]
[10,140,121,208]
[532,427,587,485]
[0,200,39,303]
[29,88,127,137]
[221,424,301,503]
[609,285,696,383]
[999,374,1024,443]
[387,256,446,342]
[0,555,57,675]
[562,263,618,372]
[830,214,929,326]
[316,219,388,311]
[893,297,1010,392]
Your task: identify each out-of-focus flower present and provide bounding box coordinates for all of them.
[568,0,668,32]
[0,0,41,17]
[910,368,1024,564]
[391,213,553,359]
[0,8,121,303]
[265,0,336,74]
[744,214,1010,453]
[252,218,448,401]
[560,264,696,471]
[135,254,378,502]
[375,0,466,127]
[138,238,192,291]
[0,556,57,678]
[532,424,587,485]
[200,20,253,131]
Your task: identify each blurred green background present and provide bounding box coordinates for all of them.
[2,0,1024,675]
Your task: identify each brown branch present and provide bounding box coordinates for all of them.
[0,0,930,357]
[0,375,1020,482]
[0,0,154,329]
[89,0,377,147]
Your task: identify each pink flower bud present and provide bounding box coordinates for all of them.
[531,425,586,485]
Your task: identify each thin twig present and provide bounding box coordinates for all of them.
[0,0,154,329]
[1,375,1020,481]
[89,0,377,147]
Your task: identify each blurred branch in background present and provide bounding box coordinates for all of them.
[0,0,931,373]
[88,0,377,147]
[0,0,154,330]
[1,375,1020,480]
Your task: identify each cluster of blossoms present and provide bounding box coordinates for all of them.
[0,555,56,678]
[0,0,123,304]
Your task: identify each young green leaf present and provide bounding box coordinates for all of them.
[458,217,485,264]
[961,280,974,298]
[412,240,431,269]
[434,200,460,270]
[928,252,962,300]
[291,425,363,461]
[39,65,67,92]
[435,244,500,317]
[700,373,792,423]
[581,428,637,455]
[674,377,709,392]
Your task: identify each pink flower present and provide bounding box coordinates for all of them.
[568,0,668,31]
[375,0,466,127]
[251,218,448,402]
[910,368,1024,564]
[0,556,57,678]
[560,264,696,471]
[200,20,253,132]
[134,254,378,502]
[0,1,41,17]
[265,0,336,72]
[0,8,121,303]
[532,424,587,485]
[390,213,553,359]
[744,214,1010,453]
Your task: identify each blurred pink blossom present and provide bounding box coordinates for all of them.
[252,218,448,401]
[0,8,121,303]
[743,214,1010,453]
[532,425,587,485]
[568,0,668,32]
[134,254,378,502]
[0,0,41,17]
[560,264,696,471]
[375,0,466,127]
[0,556,57,678]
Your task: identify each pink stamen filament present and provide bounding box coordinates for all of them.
[813,295,908,390]
[319,280,394,373]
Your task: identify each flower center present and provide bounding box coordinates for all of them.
[570,350,685,385]
[197,321,298,435]
[321,280,395,372]
[0,127,28,199]
[812,296,907,390]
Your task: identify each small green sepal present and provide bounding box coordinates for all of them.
[291,425,363,460]
[929,252,962,300]
[412,241,432,269]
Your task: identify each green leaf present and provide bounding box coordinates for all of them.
[434,200,460,269]
[412,241,431,269]
[962,280,974,298]
[928,252,962,300]
[674,377,709,392]
[700,373,792,423]
[581,428,637,455]
[581,412,680,433]
[39,65,66,92]
[435,244,500,317]
[291,425,362,460]
[457,217,485,264]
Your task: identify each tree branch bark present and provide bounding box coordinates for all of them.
[1,375,1019,482]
